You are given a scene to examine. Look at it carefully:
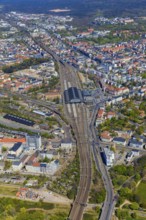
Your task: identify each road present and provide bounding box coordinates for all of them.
[90,103,116,220]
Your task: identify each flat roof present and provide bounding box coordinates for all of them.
[13,161,21,166]
[10,142,22,152]
[113,137,126,142]
[130,139,142,145]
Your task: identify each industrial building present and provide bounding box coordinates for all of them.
[8,142,23,157]
[4,114,35,126]
[64,87,83,104]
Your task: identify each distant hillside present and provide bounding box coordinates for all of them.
[1,0,146,18]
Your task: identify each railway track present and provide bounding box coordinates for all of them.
[64,103,92,220]
[58,55,92,220]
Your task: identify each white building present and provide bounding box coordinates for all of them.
[26,134,42,149]
[61,139,73,152]
[12,161,23,171]
[129,139,143,149]
[8,142,23,157]
[39,149,58,159]
[113,137,126,146]
[104,147,115,167]
[132,150,139,157]
[126,151,133,162]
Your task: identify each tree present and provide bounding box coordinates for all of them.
[118,187,132,199]
[2,146,7,153]
[2,57,50,73]
[4,161,12,170]
[116,209,129,220]
[134,173,141,182]
[136,126,145,135]
[129,202,139,210]
[133,194,141,203]
[19,208,26,214]
[94,206,100,213]
[67,188,76,199]
[5,204,16,216]
[131,212,137,219]
[39,156,52,163]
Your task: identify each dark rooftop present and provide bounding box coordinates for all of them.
[10,142,22,152]
[113,137,126,142]
[64,87,83,104]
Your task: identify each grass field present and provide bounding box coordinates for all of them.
[0,197,70,220]
[0,183,19,196]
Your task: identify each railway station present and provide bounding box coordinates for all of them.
[64,87,83,104]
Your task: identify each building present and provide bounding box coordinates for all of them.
[0,138,26,143]
[96,107,105,125]
[46,160,59,175]
[106,111,116,119]
[138,136,146,146]
[64,87,83,104]
[12,161,23,171]
[126,151,133,162]
[82,90,93,103]
[26,162,40,173]
[26,134,41,149]
[101,147,115,167]
[8,142,23,157]
[39,149,58,159]
[113,137,126,146]
[129,139,144,149]
[61,139,73,152]
[25,179,38,187]
[7,154,16,160]
[132,150,140,157]
[100,131,112,142]
[25,160,59,174]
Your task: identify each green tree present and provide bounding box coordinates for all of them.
[5,204,16,216]
[129,202,139,210]
[131,212,137,219]
[67,187,77,199]
[118,187,132,198]
[4,161,12,170]
[2,146,7,153]
[116,209,129,220]
[134,173,141,182]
